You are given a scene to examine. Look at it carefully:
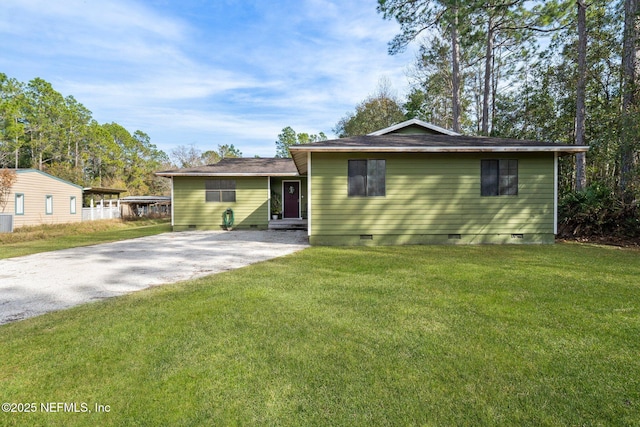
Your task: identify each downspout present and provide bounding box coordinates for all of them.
[267,177,271,220]
[554,153,558,235]
[170,176,175,227]
[307,152,312,237]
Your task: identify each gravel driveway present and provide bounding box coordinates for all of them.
[0,230,309,325]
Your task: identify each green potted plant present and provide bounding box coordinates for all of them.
[270,191,281,220]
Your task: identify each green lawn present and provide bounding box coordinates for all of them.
[1,243,639,426]
[0,219,171,259]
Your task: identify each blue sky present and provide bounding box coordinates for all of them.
[1,0,415,158]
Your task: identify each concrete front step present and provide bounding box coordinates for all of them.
[268,219,308,230]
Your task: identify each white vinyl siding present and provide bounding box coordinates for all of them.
[8,170,83,229]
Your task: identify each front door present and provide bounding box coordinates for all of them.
[283,181,300,219]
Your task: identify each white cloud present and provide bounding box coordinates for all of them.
[3,0,184,39]
[1,0,416,157]
[2,0,186,68]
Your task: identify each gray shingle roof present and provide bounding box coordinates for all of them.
[288,133,589,175]
[156,157,299,177]
[156,135,589,178]
[290,133,583,149]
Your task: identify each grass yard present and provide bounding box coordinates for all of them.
[0,219,171,259]
[1,243,639,426]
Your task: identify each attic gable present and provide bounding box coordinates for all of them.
[367,118,460,136]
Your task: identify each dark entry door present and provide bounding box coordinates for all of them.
[283,181,300,219]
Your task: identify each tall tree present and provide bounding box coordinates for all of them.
[275,127,327,158]
[171,144,204,168]
[406,36,458,128]
[100,124,169,194]
[201,150,221,165]
[334,95,405,137]
[334,80,406,137]
[378,0,464,132]
[492,1,622,194]
[85,120,124,186]
[0,73,169,192]
[24,78,66,170]
[216,144,242,159]
[449,2,462,133]
[575,0,588,191]
[620,0,640,199]
[62,95,92,169]
[0,74,26,168]
[275,127,297,158]
[475,0,542,135]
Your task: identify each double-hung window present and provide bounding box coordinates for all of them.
[348,159,386,197]
[205,179,236,202]
[481,159,518,196]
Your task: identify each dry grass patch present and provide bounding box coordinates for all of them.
[0,219,171,258]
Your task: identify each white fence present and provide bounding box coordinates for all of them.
[0,213,13,233]
[82,199,121,221]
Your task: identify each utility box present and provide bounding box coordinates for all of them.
[0,213,14,233]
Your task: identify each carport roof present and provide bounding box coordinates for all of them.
[156,158,300,177]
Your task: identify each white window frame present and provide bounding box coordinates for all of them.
[15,193,24,215]
[45,195,53,215]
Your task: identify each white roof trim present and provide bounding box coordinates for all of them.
[367,119,460,136]
[289,146,589,153]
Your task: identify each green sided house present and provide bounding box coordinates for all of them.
[157,119,588,245]
[289,133,587,245]
[156,158,307,231]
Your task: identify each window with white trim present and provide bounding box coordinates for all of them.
[15,193,24,215]
[70,196,77,214]
[45,195,53,215]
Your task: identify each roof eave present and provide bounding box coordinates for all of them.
[155,172,300,177]
[288,146,588,174]
[289,146,590,154]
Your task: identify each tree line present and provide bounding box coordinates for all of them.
[0,73,169,195]
[376,0,638,199]
[378,0,640,201]
[387,0,638,237]
[3,0,639,238]
[282,0,636,238]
